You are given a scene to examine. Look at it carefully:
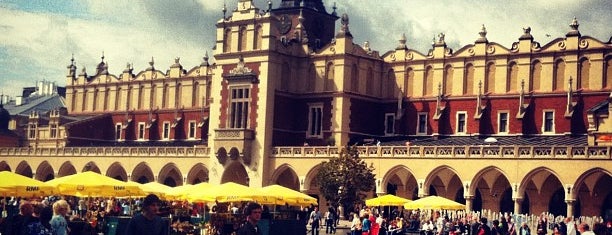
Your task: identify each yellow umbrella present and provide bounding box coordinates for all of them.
[177,182,215,202]
[403,196,465,210]
[365,194,411,207]
[165,184,196,201]
[187,182,274,204]
[46,171,143,197]
[0,171,56,197]
[141,182,173,199]
[260,185,318,206]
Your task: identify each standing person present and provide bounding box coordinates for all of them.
[350,213,361,235]
[309,206,322,235]
[361,213,371,235]
[325,207,336,234]
[236,202,262,235]
[577,223,595,235]
[50,199,70,235]
[125,194,168,235]
[536,214,548,235]
[2,201,34,235]
[565,217,577,235]
[508,218,517,235]
[519,222,531,235]
[478,218,490,235]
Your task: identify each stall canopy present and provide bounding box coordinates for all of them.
[186,182,274,204]
[403,196,465,210]
[0,171,56,197]
[261,185,318,206]
[46,171,143,197]
[365,194,411,207]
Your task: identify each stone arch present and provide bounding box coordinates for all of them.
[15,161,33,178]
[186,163,209,184]
[58,162,76,177]
[221,161,248,186]
[381,165,418,199]
[106,162,128,181]
[158,163,183,187]
[270,164,299,190]
[519,167,564,215]
[572,167,612,216]
[303,163,323,193]
[131,162,154,184]
[35,161,54,182]
[82,161,101,173]
[470,166,512,213]
[253,24,263,50]
[423,165,462,200]
[0,161,11,172]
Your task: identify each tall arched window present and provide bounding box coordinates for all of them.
[553,60,565,91]
[387,69,396,98]
[507,62,519,92]
[444,65,453,95]
[485,62,495,94]
[115,88,122,110]
[406,68,414,96]
[82,89,88,111]
[325,62,335,91]
[464,64,474,95]
[162,84,169,108]
[366,67,374,95]
[138,86,145,109]
[351,64,359,92]
[306,64,315,92]
[126,86,132,110]
[238,26,247,52]
[151,85,157,109]
[424,66,433,96]
[104,88,110,111]
[280,63,291,91]
[253,25,262,50]
[578,58,590,90]
[92,89,98,111]
[175,83,182,109]
[605,57,612,88]
[531,60,542,91]
[223,28,232,52]
[193,82,200,107]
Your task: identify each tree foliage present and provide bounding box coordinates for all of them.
[314,146,376,213]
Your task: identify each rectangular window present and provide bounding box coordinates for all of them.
[417,113,427,135]
[138,122,145,140]
[498,112,509,133]
[50,124,58,138]
[162,122,170,140]
[115,123,122,140]
[28,124,36,139]
[188,121,196,139]
[543,111,555,133]
[456,112,467,134]
[229,87,250,129]
[307,104,323,138]
[384,113,395,135]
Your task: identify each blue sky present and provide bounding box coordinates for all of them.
[0,0,610,98]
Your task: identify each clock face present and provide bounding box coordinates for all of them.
[278,14,292,35]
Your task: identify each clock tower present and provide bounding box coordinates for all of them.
[273,0,338,49]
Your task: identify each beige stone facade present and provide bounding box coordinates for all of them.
[1,0,611,217]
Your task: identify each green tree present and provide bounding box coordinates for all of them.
[314,145,376,217]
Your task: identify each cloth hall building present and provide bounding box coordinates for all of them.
[1,0,612,218]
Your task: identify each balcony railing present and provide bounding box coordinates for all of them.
[1,145,610,159]
[0,146,210,158]
[271,145,612,159]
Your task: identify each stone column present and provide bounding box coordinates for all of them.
[565,200,575,217]
[513,198,523,215]
[464,196,473,212]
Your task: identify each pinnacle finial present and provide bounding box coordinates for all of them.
[222,2,227,19]
[570,17,579,31]
[332,2,337,16]
[149,57,155,67]
[101,51,105,62]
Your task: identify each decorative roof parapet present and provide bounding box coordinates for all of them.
[396,33,408,50]
[434,33,446,47]
[475,24,488,43]
[519,26,534,40]
[170,57,182,68]
[146,57,155,71]
[566,17,581,37]
[336,13,352,38]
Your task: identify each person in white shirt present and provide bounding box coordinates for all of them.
[577,223,595,235]
[565,217,577,235]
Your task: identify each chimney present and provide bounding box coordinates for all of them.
[16,96,23,106]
